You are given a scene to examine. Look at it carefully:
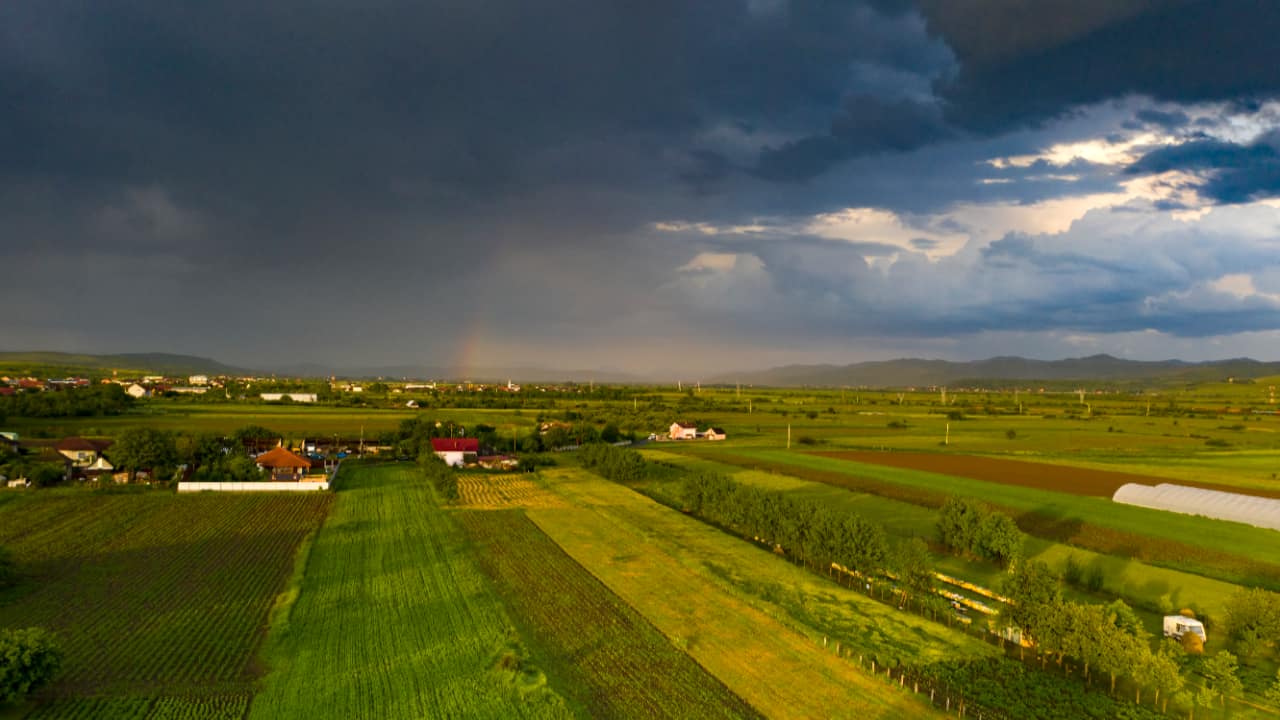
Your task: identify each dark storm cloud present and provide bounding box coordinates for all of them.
[928,0,1280,133]
[1127,133,1280,203]
[5,0,1280,370]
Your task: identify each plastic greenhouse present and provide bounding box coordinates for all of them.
[1113,483,1280,531]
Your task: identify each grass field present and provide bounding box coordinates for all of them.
[686,446,1280,588]
[641,449,1247,626]
[247,462,574,720]
[457,509,761,719]
[526,467,995,717]
[0,489,332,718]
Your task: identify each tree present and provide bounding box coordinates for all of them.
[1002,560,1061,657]
[976,512,1023,568]
[893,537,934,610]
[936,496,985,555]
[110,427,178,482]
[1201,651,1243,709]
[0,627,62,704]
[1264,668,1280,708]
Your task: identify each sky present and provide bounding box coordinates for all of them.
[5,0,1280,376]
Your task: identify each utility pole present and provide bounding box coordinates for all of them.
[787,424,791,449]
[941,387,947,405]
[944,423,950,446]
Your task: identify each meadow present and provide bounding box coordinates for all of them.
[0,489,331,719]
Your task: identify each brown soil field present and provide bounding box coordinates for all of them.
[817,450,1280,499]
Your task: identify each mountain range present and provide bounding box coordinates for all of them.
[3,351,1279,387]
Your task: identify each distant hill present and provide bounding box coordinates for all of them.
[0,351,250,377]
[709,354,1280,388]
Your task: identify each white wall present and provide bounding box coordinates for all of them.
[178,481,329,492]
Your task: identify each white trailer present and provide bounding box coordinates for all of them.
[1163,616,1206,643]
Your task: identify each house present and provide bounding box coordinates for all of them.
[702,427,727,441]
[126,383,150,398]
[55,437,113,467]
[254,446,313,481]
[188,375,209,386]
[669,422,699,440]
[431,438,480,467]
[260,393,318,403]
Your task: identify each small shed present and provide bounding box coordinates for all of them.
[703,427,727,441]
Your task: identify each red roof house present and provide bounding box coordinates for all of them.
[431,438,479,467]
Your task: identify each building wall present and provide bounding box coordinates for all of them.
[436,450,466,467]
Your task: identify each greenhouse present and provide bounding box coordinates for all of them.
[1113,483,1280,531]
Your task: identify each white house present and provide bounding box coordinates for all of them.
[188,375,209,386]
[126,383,149,398]
[669,422,699,440]
[260,393,318,403]
[702,427,727,441]
[432,438,480,467]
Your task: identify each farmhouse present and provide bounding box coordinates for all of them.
[702,427,727,441]
[56,437,113,467]
[126,383,150,398]
[432,438,480,467]
[669,422,699,440]
[254,446,313,481]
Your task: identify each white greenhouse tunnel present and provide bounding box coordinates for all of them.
[1113,483,1280,531]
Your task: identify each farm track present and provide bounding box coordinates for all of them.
[818,450,1280,499]
[457,509,761,720]
[0,491,332,709]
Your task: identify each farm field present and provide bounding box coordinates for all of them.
[457,474,566,508]
[0,489,332,718]
[525,467,992,717]
[247,463,573,720]
[686,445,1280,588]
[817,449,1280,499]
[457,509,761,719]
[641,449,1246,624]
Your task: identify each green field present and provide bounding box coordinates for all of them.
[525,467,984,718]
[641,449,1246,627]
[458,509,761,719]
[686,445,1280,589]
[248,463,573,719]
[0,489,332,718]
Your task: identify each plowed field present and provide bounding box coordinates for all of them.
[817,451,1280,499]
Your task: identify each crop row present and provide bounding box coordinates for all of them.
[457,476,561,508]
[23,693,250,720]
[248,463,573,720]
[0,492,332,698]
[457,508,762,720]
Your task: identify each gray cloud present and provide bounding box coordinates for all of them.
[1127,132,1280,203]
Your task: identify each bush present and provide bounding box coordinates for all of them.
[0,627,62,704]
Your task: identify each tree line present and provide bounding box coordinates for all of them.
[0,384,132,420]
